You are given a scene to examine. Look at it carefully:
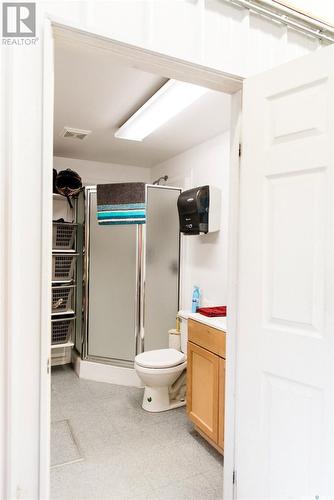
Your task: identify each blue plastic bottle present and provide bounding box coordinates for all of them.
[192,286,201,313]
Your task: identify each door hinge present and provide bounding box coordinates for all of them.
[238,143,242,157]
[233,469,237,485]
[47,357,50,374]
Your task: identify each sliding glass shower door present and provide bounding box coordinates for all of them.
[142,186,181,352]
[84,185,180,366]
[85,188,138,365]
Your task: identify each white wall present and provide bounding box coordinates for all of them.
[40,0,333,78]
[279,0,334,21]
[151,131,231,310]
[2,1,334,498]
[53,156,150,221]
[55,141,229,311]
[53,156,150,185]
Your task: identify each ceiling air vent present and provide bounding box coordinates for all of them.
[61,127,91,140]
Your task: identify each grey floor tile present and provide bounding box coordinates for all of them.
[51,392,65,423]
[51,456,153,500]
[50,366,224,500]
[203,470,224,499]
[52,373,92,407]
[51,365,81,390]
[65,406,123,458]
[51,419,83,467]
[182,434,224,475]
[137,440,205,490]
[85,379,143,405]
[151,473,217,500]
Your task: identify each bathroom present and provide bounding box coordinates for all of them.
[51,36,232,500]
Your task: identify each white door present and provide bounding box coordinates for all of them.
[236,45,334,499]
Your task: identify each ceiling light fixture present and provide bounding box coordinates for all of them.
[114,79,209,142]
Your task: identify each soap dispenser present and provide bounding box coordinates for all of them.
[192,286,201,313]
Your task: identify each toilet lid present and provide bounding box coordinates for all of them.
[135,348,186,369]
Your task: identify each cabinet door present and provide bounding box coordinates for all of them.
[187,342,219,442]
[218,357,225,450]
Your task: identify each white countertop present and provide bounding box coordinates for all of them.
[188,312,227,332]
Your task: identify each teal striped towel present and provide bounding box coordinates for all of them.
[97,183,146,226]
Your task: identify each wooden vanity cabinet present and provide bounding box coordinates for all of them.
[187,319,226,454]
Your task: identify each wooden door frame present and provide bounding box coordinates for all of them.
[42,17,243,499]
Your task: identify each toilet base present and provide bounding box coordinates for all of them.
[142,385,186,413]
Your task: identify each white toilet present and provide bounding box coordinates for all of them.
[135,311,189,412]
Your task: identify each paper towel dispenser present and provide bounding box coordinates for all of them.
[177,185,221,235]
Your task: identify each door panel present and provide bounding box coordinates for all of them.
[264,171,324,333]
[143,186,180,351]
[218,357,225,450]
[87,190,137,362]
[187,342,219,441]
[236,46,334,499]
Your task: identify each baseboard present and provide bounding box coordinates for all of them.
[72,350,143,388]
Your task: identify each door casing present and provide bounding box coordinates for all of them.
[38,16,243,500]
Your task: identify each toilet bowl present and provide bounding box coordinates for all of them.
[135,311,189,412]
[135,349,187,412]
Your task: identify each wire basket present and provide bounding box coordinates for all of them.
[51,317,75,345]
[52,285,75,314]
[52,254,77,282]
[53,223,77,251]
[51,346,72,367]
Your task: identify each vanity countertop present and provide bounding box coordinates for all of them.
[188,312,227,332]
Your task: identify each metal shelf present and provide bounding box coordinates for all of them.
[52,249,77,255]
[53,193,66,201]
[51,309,75,318]
[52,251,79,256]
[52,279,74,286]
[51,191,82,366]
[52,221,78,225]
[51,341,74,349]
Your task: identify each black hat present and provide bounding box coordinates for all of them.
[55,169,82,207]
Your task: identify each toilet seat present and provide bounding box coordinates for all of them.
[135,348,186,369]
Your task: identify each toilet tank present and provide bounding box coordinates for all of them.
[178,310,189,353]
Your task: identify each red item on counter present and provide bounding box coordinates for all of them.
[197,306,227,317]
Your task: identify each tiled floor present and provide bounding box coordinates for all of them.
[51,365,224,500]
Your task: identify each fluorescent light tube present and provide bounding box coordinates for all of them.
[114,79,209,142]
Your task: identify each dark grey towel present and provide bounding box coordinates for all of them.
[97,183,146,207]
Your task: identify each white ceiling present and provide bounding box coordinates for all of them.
[54,43,231,168]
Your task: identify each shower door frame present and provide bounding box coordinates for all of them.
[83,185,142,367]
[83,184,181,366]
[138,184,182,354]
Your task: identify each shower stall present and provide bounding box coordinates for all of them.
[81,184,181,367]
